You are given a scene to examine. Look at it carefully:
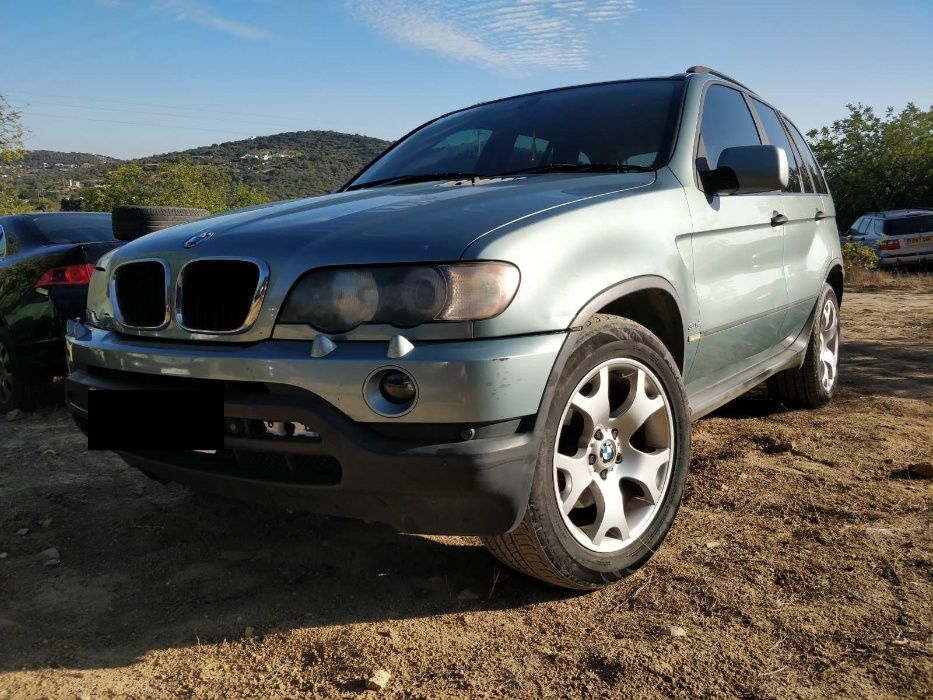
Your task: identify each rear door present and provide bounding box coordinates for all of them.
[779,118,834,340]
[685,84,788,388]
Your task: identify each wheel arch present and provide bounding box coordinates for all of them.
[826,262,844,307]
[570,276,687,373]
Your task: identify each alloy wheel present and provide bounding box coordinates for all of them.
[552,358,675,554]
[817,298,839,392]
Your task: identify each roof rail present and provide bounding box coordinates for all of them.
[686,66,754,93]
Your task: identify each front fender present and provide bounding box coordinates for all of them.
[463,171,698,340]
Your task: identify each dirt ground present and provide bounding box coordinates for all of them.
[1,287,931,699]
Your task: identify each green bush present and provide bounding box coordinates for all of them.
[842,241,879,270]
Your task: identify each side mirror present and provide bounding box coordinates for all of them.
[701,145,789,196]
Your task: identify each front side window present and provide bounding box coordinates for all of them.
[751,98,801,193]
[0,224,6,257]
[347,79,685,188]
[697,84,761,172]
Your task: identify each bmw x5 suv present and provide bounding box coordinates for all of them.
[66,66,843,589]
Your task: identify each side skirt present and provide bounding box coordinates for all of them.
[686,302,816,421]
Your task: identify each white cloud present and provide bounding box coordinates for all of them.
[153,0,273,41]
[344,0,638,73]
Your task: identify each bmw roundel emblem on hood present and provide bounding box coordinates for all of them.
[184,230,214,248]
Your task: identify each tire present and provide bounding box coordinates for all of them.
[483,315,691,589]
[0,327,30,413]
[767,284,840,409]
[111,205,210,242]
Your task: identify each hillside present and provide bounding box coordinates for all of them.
[146,130,391,200]
[5,130,392,207]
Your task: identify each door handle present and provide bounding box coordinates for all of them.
[814,210,828,221]
[771,212,788,227]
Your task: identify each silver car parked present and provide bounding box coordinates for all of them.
[66,66,843,589]
[843,209,933,266]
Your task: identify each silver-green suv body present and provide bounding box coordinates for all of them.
[66,66,843,588]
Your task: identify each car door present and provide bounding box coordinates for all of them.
[780,118,834,339]
[685,84,789,388]
[746,99,828,347]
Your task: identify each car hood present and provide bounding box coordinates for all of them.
[116,172,655,266]
[99,172,654,342]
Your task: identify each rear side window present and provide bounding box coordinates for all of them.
[31,214,114,244]
[886,214,933,236]
[783,119,828,194]
[697,85,761,171]
[751,98,801,193]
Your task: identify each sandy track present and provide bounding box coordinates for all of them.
[1,288,931,699]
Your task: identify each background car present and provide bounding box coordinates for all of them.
[0,212,120,411]
[842,208,933,266]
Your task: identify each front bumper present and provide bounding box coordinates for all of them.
[65,326,566,534]
[66,326,564,424]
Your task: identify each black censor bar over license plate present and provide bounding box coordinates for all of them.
[88,389,223,451]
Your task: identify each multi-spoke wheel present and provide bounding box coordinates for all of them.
[554,359,674,553]
[0,328,27,413]
[817,298,839,392]
[767,283,840,408]
[483,315,690,589]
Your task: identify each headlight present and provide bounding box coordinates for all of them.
[279,262,520,333]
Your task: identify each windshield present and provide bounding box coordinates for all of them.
[347,79,685,189]
[31,214,114,244]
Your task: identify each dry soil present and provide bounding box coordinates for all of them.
[0,288,931,699]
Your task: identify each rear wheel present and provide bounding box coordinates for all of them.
[111,205,210,241]
[483,315,691,589]
[767,284,840,408]
[0,328,29,413]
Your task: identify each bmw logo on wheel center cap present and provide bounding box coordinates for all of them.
[599,440,616,464]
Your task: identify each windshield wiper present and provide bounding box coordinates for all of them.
[346,172,480,191]
[495,162,655,177]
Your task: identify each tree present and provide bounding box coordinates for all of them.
[808,103,933,229]
[83,156,268,213]
[0,94,30,215]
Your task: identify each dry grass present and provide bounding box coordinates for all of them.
[1,290,931,699]
[845,266,933,292]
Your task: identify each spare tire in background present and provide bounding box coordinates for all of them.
[111,205,210,242]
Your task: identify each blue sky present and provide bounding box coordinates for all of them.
[2,0,931,158]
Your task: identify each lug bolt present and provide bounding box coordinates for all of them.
[594,429,603,440]
[588,454,597,465]
[611,428,618,438]
[599,469,609,480]
[616,453,623,463]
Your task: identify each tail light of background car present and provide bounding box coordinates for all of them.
[36,264,96,287]
[878,239,902,251]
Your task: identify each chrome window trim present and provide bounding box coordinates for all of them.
[174,257,270,335]
[109,258,172,331]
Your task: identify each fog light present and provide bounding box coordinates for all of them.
[364,367,419,417]
[380,370,416,405]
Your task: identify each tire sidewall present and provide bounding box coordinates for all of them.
[807,284,841,404]
[0,327,24,412]
[527,319,691,587]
